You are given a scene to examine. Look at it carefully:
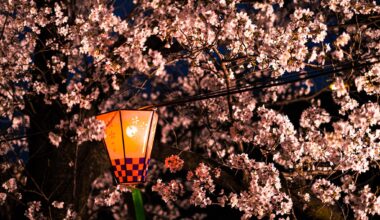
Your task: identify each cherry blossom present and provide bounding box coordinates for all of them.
[52,201,64,209]
[152,179,184,203]
[164,155,184,173]
[25,201,44,220]
[312,179,342,205]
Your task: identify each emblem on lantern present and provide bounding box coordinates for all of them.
[96,110,158,185]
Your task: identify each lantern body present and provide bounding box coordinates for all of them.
[96,110,158,185]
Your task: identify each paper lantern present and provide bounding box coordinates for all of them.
[96,110,158,185]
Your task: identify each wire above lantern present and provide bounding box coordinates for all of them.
[96,110,158,186]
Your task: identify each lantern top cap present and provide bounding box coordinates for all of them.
[96,109,157,117]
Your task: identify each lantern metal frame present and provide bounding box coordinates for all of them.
[97,109,158,186]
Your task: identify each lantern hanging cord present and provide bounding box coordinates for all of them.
[138,59,379,110]
[0,59,378,143]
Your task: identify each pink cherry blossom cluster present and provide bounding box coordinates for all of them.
[254,106,302,168]
[300,106,331,129]
[87,172,129,219]
[0,160,25,204]
[0,193,6,205]
[25,201,44,220]
[311,178,341,205]
[188,163,217,208]
[228,154,292,219]
[48,115,105,147]
[152,179,184,203]
[344,185,380,219]
[356,63,380,95]
[164,155,184,173]
[2,178,17,193]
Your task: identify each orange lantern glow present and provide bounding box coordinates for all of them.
[96,110,158,185]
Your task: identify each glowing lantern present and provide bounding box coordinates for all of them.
[96,110,158,185]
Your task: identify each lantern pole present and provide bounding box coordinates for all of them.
[131,188,145,220]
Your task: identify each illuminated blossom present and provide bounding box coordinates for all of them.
[312,179,341,205]
[0,193,6,205]
[228,154,292,219]
[164,155,184,173]
[25,201,43,220]
[52,201,64,209]
[48,132,62,147]
[152,179,184,203]
[335,32,351,47]
[2,178,17,193]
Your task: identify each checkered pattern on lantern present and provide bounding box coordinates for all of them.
[111,157,151,183]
